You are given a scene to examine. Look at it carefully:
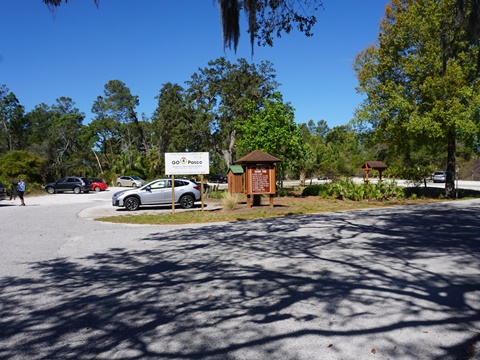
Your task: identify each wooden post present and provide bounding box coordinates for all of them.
[200,174,204,212]
[171,175,175,214]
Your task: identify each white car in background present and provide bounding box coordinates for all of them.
[115,175,147,188]
[432,171,446,183]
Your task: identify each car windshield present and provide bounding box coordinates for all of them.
[434,171,445,175]
[131,176,142,180]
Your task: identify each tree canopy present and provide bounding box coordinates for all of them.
[1,53,357,185]
[186,57,280,167]
[354,0,480,197]
[237,92,304,181]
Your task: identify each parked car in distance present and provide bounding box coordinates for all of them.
[432,170,447,183]
[89,178,109,192]
[209,174,228,183]
[188,178,210,193]
[112,178,201,211]
[116,175,147,188]
[0,182,7,200]
[45,177,91,194]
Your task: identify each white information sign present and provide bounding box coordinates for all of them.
[165,152,210,175]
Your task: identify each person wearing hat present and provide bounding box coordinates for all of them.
[17,179,26,206]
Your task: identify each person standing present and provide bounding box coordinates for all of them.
[17,179,25,206]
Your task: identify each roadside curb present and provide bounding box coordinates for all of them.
[78,202,223,221]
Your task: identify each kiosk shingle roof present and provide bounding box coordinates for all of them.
[235,150,281,164]
[361,161,388,170]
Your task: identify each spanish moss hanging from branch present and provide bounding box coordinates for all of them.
[42,0,322,54]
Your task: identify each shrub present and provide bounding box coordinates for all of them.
[302,184,334,198]
[0,151,46,184]
[221,192,239,211]
[331,177,357,200]
[276,187,288,197]
[318,185,335,198]
[302,184,323,196]
[311,178,405,202]
[208,191,226,199]
[373,179,404,200]
[303,178,408,202]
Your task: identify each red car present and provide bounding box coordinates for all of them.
[89,178,109,192]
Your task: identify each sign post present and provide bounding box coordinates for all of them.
[165,152,209,213]
[456,165,459,199]
[200,174,204,209]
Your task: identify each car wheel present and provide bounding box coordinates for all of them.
[180,194,195,209]
[117,182,122,187]
[46,187,55,194]
[125,197,140,211]
[132,183,138,188]
[94,186,101,192]
[73,186,81,194]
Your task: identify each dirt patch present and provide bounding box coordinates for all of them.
[205,194,440,215]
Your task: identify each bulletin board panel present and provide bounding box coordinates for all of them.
[245,166,276,195]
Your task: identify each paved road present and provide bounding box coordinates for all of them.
[0,190,479,359]
[297,178,480,192]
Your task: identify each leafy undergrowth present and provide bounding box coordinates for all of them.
[97,193,449,225]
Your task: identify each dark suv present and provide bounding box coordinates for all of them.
[45,177,91,194]
[0,182,7,201]
[209,174,228,183]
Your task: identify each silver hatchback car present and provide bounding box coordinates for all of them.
[432,171,446,183]
[116,175,147,188]
[112,178,201,211]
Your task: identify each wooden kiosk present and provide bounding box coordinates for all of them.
[361,161,388,183]
[235,150,281,208]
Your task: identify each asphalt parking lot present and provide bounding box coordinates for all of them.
[0,188,479,359]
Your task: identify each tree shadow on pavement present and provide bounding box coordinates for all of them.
[0,201,479,359]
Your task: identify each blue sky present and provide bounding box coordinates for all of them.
[1,0,387,129]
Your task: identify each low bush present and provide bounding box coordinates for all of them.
[207,191,226,199]
[276,187,289,197]
[302,184,323,196]
[303,178,406,201]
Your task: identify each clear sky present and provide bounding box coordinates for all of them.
[1,0,388,129]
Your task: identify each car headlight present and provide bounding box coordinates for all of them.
[113,190,127,198]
